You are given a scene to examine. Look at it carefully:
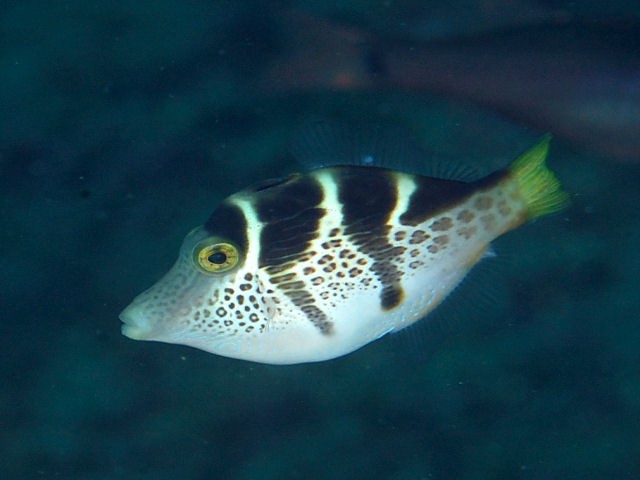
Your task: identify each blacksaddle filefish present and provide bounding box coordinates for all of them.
[120,131,568,364]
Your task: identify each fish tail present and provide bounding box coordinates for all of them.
[509,135,569,220]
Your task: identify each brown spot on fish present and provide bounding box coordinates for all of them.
[427,244,439,253]
[430,217,453,231]
[323,262,337,273]
[409,230,430,245]
[457,209,475,223]
[474,196,494,210]
[480,214,497,231]
[321,239,342,249]
[433,235,449,245]
[348,267,363,277]
[339,249,356,259]
[457,225,478,240]
[394,231,407,241]
[497,199,512,216]
[318,254,334,265]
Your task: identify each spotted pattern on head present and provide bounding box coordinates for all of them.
[183,276,277,338]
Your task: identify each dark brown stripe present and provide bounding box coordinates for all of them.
[335,168,405,310]
[204,202,248,255]
[336,167,397,234]
[300,304,333,335]
[274,281,333,335]
[472,169,510,191]
[400,177,472,226]
[400,171,508,226]
[350,226,407,311]
[256,175,325,267]
[287,288,333,335]
[254,175,323,223]
[259,208,325,266]
[250,173,332,334]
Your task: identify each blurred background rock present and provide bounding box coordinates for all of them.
[1,1,639,478]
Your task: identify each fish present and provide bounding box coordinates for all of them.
[120,134,568,364]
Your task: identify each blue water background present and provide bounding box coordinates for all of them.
[2,1,639,478]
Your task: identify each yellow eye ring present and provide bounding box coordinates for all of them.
[193,240,240,274]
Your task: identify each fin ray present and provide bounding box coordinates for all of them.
[290,120,484,180]
[509,135,569,219]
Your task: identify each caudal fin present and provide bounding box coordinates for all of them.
[509,135,570,220]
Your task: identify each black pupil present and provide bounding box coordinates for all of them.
[208,251,227,265]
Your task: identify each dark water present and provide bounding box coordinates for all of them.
[2,1,640,479]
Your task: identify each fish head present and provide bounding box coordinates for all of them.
[120,226,275,358]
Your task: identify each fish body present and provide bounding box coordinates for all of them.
[120,137,567,364]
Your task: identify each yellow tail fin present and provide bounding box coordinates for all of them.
[509,135,569,219]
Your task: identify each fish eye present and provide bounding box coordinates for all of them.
[193,240,240,274]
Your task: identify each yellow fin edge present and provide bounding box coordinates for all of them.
[509,135,570,220]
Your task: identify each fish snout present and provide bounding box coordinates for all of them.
[120,302,155,340]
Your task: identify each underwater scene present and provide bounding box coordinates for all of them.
[2,0,640,478]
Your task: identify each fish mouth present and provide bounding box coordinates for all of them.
[119,303,153,340]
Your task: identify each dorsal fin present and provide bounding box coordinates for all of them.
[289,120,484,181]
